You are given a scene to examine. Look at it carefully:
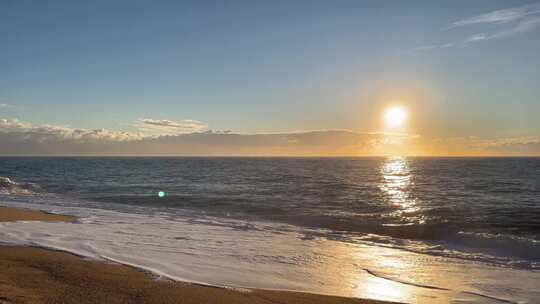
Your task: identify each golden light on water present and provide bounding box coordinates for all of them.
[384,106,407,128]
[380,157,422,222]
[360,273,412,303]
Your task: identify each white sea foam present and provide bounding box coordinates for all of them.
[0,176,42,195]
[1,200,539,304]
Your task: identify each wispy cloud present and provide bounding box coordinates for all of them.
[464,16,540,42]
[457,2,540,45]
[137,118,208,135]
[410,43,454,52]
[448,2,540,29]
[0,103,13,108]
[464,33,489,43]
[412,2,540,51]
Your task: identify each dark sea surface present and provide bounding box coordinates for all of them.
[1,157,539,270]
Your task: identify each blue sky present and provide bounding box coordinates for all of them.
[1,0,540,155]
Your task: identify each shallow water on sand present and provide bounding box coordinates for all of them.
[1,201,539,303]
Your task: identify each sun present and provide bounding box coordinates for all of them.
[384,106,407,128]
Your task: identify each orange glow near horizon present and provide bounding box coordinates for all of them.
[371,105,412,156]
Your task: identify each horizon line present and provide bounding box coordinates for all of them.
[1,154,539,158]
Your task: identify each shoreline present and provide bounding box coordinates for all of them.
[0,206,76,223]
[0,206,396,304]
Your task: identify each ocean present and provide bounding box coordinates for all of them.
[1,157,539,303]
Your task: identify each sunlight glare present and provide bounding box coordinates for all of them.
[384,107,407,128]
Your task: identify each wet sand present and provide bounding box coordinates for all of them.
[0,206,76,222]
[0,206,394,304]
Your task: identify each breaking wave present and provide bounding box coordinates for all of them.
[0,176,42,195]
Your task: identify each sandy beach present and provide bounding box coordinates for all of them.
[2,0,539,302]
[0,206,393,304]
[0,206,76,223]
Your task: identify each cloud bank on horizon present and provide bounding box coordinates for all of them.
[0,118,538,156]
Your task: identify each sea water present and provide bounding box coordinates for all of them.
[1,157,539,303]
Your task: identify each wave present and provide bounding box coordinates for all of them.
[2,177,540,271]
[0,176,42,195]
[329,231,540,271]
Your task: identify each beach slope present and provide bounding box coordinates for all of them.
[0,206,76,222]
[0,206,394,304]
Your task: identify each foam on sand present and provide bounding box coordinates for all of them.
[1,201,539,303]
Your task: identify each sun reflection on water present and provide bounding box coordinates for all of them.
[314,241,418,303]
[380,157,424,223]
[306,157,506,304]
[358,274,412,303]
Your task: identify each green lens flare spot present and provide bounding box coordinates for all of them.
[158,191,165,198]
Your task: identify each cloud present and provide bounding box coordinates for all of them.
[0,117,209,142]
[1,118,539,156]
[470,136,540,149]
[464,33,488,43]
[0,118,416,156]
[464,17,540,42]
[454,3,540,44]
[0,103,13,108]
[448,2,540,28]
[409,43,454,52]
[489,16,540,38]
[137,118,208,135]
[430,136,540,155]
[412,3,540,51]
[0,118,143,142]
